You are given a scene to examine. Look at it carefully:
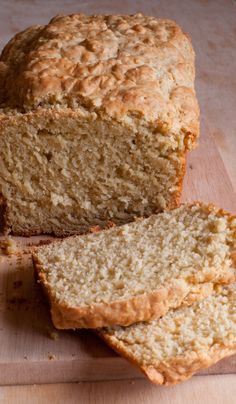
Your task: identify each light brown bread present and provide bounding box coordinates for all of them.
[98,285,236,385]
[0,13,199,236]
[33,203,236,329]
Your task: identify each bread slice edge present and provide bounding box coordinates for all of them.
[34,254,235,329]
[97,329,236,385]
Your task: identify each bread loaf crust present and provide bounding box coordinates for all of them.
[0,13,199,137]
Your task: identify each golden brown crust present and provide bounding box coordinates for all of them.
[148,347,236,385]
[98,329,236,385]
[168,151,186,210]
[0,13,199,140]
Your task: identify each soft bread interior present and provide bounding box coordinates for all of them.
[0,110,184,235]
[101,286,236,370]
[34,204,236,307]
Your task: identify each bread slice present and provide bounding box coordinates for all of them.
[0,13,199,236]
[98,285,236,385]
[33,203,236,329]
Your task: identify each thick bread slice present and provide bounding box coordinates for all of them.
[98,286,236,385]
[33,203,236,329]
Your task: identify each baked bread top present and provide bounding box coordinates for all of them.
[0,13,199,144]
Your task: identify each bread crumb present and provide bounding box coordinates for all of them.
[106,221,116,229]
[90,225,101,233]
[0,238,19,255]
[48,354,56,360]
[48,329,59,340]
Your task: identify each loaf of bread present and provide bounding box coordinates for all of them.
[0,13,199,236]
[98,285,236,385]
[33,203,236,329]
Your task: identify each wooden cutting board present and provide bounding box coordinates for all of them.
[0,119,236,385]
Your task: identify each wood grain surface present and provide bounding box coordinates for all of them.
[0,0,236,402]
[1,375,236,404]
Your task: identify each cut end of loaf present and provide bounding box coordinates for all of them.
[0,109,184,236]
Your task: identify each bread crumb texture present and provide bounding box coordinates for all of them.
[34,204,236,308]
[0,14,199,236]
[100,286,236,384]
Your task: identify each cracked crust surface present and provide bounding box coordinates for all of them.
[98,286,236,385]
[0,13,199,140]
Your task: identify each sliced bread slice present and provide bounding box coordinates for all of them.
[98,285,236,385]
[33,203,236,329]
